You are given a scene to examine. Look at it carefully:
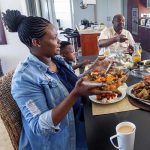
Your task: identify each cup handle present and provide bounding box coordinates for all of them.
[110,135,120,149]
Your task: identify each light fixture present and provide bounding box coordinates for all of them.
[80,2,88,9]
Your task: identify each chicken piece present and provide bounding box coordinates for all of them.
[136,88,149,99]
[133,81,145,90]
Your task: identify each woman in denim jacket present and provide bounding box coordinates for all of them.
[2,10,104,150]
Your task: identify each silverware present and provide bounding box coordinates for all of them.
[105,61,113,74]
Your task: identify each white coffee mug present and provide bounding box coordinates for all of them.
[110,121,136,150]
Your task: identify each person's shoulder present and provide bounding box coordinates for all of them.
[53,55,68,66]
[101,26,109,32]
[13,58,39,82]
[54,55,65,62]
[101,27,113,35]
[99,27,112,39]
[122,28,131,34]
[54,55,74,71]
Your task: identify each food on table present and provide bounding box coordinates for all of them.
[109,53,133,69]
[96,90,122,101]
[131,78,150,100]
[84,68,127,91]
[145,60,150,66]
[84,65,128,101]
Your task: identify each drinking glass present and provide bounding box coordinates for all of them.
[103,47,110,57]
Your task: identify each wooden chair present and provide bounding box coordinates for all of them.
[0,71,21,150]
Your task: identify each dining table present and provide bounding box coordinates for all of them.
[82,51,150,150]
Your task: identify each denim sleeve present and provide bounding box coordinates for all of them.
[38,110,60,133]
[11,74,61,136]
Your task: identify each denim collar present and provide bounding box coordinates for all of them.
[28,53,49,73]
[27,53,67,74]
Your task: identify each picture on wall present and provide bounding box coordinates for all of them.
[132,8,138,35]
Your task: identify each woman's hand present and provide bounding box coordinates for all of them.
[72,78,106,96]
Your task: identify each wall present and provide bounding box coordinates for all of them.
[138,0,150,16]
[96,0,123,26]
[73,0,95,26]
[127,0,150,41]
[0,0,29,73]
[72,0,124,27]
[123,0,128,29]
[54,0,72,29]
[127,0,138,33]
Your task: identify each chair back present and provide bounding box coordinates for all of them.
[0,71,21,150]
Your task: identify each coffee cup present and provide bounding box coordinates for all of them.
[110,121,136,150]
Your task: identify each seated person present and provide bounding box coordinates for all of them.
[99,14,135,53]
[60,41,91,70]
[2,9,105,150]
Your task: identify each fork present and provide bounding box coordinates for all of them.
[105,61,113,74]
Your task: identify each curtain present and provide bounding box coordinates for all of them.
[25,0,58,28]
[40,0,58,29]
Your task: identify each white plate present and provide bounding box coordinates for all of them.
[142,59,150,65]
[142,60,150,72]
[126,84,150,106]
[89,85,126,104]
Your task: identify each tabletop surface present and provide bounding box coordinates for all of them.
[83,51,150,150]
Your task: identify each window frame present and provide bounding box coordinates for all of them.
[0,14,7,45]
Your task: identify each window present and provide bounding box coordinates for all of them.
[145,0,150,8]
[0,14,7,45]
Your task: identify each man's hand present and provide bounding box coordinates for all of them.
[127,44,134,54]
[116,34,128,43]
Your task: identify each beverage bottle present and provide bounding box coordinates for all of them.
[132,43,141,66]
[135,42,142,53]
[139,43,142,54]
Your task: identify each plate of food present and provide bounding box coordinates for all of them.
[127,78,150,105]
[109,53,133,69]
[89,85,126,104]
[83,66,129,91]
[83,59,129,104]
[143,59,150,67]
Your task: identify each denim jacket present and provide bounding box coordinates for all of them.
[11,53,78,150]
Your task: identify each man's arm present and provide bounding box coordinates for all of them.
[99,34,128,48]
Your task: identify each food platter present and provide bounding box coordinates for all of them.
[127,84,150,106]
[109,53,133,69]
[89,85,126,104]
